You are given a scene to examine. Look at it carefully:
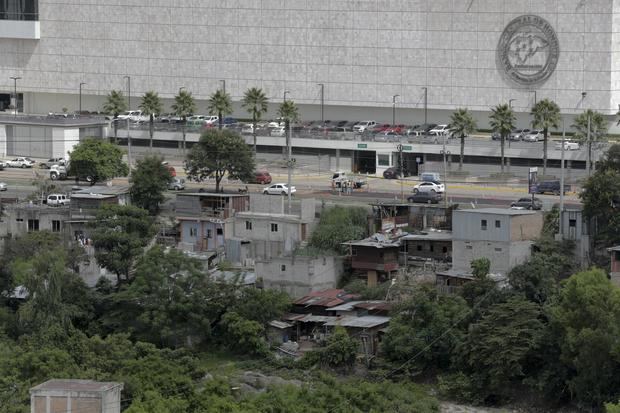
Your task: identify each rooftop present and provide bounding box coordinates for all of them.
[324,315,391,329]
[30,379,123,393]
[178,192,249,198]
[402,230,453,242]
[327,300,392,313]
[72,185,130,196]
[293,289,360,308]
[343,232,403,248]
[455,208,537,216]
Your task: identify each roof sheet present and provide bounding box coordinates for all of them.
[30,379,122,393]
[293,289,359,308]
[324,316,391,329]
[455,208,536,216]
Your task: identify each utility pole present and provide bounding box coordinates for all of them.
[317,83,324,124]
[220,80,226,94]
[559,119,566,235]
[392,94,399,127]
[79,82,86,116]
[586,114,591,176]
[126,118,132,174]
[398,144,404,201]
[287,115,292,213]
[422,87,428,128]
[123,75,131,111]
[10,76,21,117]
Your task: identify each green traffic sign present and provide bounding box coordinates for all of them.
[357,143,367,149]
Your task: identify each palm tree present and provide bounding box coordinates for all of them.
[102,90,127,142]
[172,89,197,153]
[572,109,608,174]
[139,91,163,149]
[531,99,560,176]
[277,100,299,136]
[241,87,269,155]
[208,90,233,129]
[489,104,516,173]
[449,108,477,171]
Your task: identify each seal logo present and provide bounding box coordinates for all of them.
[497,15,560,87]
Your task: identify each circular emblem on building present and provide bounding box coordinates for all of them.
[497,15,560,87]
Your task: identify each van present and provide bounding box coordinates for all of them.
[420,172,441,183]
[533,180,570,195]
[46,193,69,206]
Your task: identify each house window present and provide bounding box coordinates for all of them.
[216,228,223,236]
[27,219,39,231]
[52,220,61,232]
[416,245,422,251]
[430,245,434,252]
[281,264,286,272]
[207,229,212,238]
[495,220,501,228]
[569,219,576,228]
[466,245,473,250]
[189,227,197,237]
[377,154,390,166]
[379,252,384,258]
[245,221,252,230]
[16,218,23,222]
[481,219,487,230]
[442,246,448,253]
[495,247,502,252]
[271,223,278,232]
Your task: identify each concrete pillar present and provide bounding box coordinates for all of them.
[335,148,340,171]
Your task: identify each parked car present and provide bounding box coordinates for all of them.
[533,180,570,195]
[0,182,6,191]
[223,117,238,125]
[204,116,219,125]
[411,123,437,136]
[522,130,543,142]
[555,140,580,151]
[491,131,501,140]
[353,120,377,133]
[413,181,445,194]
[253,171,272,184]
[241,123,256,135]
[374,131,401,142]
[510,197,542,210]
[407,192,441,204]
[40,157,66,169]
[263,183,296,195]
[270,126,286,137]
[428,124,450,136]
[509,128,530,141]
[168,177,185,191]
[383,167,410,179]
[420,172,441,182]
[46,193,70,206]
[7,157,35,168]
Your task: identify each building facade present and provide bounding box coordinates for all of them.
[1,1,619,125]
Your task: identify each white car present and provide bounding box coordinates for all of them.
[270,126,286,137]
[118,110,149,122]
[0,182,6,191]
[204,116,219,125]
[428,124,450,136]
[7,157,35,168]
[523,130,543,142]
[241,124,255,135]
[413,181,445,194]
[555,141,580,151]
[353,120,377,133]
[263,183,296,195]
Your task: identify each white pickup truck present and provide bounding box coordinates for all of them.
[49,163,94,183]
[331,171,367,189]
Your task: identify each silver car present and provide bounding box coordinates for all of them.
[0,182,6,191]
[522,130,543,142]
[168,177,185,190]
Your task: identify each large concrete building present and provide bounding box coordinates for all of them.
[1,0,619,125]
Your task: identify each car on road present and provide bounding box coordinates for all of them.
[270,126,286,137]
[204,116,219,125]
[491,131,501,140]
[510,197,542,210]
[40,157,66,169]
[509,128,530,141]
[428,124,450,136]
[407,192,441,204]
[383,167,410,179]
[413,181,445,194]
[410,123,437,136]
[555,140,580,151]
[252,171,272,185]
[46,193,70,206]
[168,177,185,191]
[0,182,6,191]
[263,183,296,195]
[533,180,570,195]
[7,157,35,168]
[522,130,543,142]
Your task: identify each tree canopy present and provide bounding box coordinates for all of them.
[449,108,477,170]
[489,104,516,173]
[184,128,255,192]
[207,89,233,129]
[68,138,128,184]
[308,205,368,254]
[139,91,163,149]
[129,155,172,214]
[242,87,269,154]
[531,99,561,176]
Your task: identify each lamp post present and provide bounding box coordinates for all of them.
[123,75,131,111]
[283,90,290,103]
[531,90,537,106]
[10,76,21,117]
[421,87,428,127]
[220,80,226,94]
[508,98,516,108]
[392,94,400,127]
[79,82,86,116]
[317,83,324,124]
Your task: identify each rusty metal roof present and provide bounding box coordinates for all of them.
[293,289,359,308]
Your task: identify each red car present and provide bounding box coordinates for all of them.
[253,171,272,184]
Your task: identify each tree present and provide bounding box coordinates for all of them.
[241,87,269,155]
[596,142,620,173]
[139,91,163,149]
[102,90,127,142]
[277,100,299,134]
[171,89,197,153]
[572,109,608,174]
[207,89,233,129]
[220,312,268,356]
[68,139,129,185]
[460,258,506,321]
[550,269,620,409]
[231,288,290,329]
[382,284,470,372]
[308,205,368,254]
[449,108,477,171]
[459,297,545,403]
[531,99,561,176]
[580,168,620,246]
[90,205,155,286]
[489,104,516,173]
[321,326,358,368]
[184,128,255,192]
[129,155,172,215]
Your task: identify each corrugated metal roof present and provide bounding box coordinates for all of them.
[327,300,391,312]
[293,289,359,308]
[324,316,391,329]
[268,320,294,329]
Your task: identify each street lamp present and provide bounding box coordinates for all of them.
[220,80,226,94]
[317,83,324,124]
[421,87,428,127]
[283,90,290,103]
[509,99,516,108]
[123,75,131,111]
[531,90,537,106]
[79,82,86,116]
[9,76,21,117]
[392,94,400,126]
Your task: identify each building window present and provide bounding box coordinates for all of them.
[271,223,278,232]
[51,220,61,232]
[495,247,502,252]
[569,219,576,228]
[377,154,390,166]
[495,220,501,228]
[280,264,286,272]
[207,229,212,238]
[189,227,197,237]
[245,221,252,230]
[216,228,223,236]
[430,245,434,252]
[442,246,448,253]
[27,219,39,231]
[466,245,473,250]
[416,245,422,251]
[16,218,23,222]
[481,219,487,230]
